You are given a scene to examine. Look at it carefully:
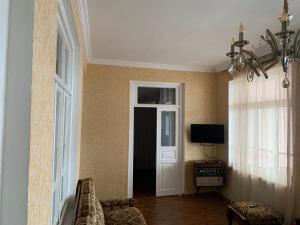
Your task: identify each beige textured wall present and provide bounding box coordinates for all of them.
[27,0,57,224]
[80,64,219,199]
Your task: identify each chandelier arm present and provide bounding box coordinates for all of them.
[293,31,300,56]
[295,46,300,58]
[266,29,279,56]
[259,55,278,65]
[295,44,300,58]
[241,50,269,78]
[295,35,300,57]
[261,38,277,59]
[248,62,261,78]
[262,59,279,71]
[293,30,300,47]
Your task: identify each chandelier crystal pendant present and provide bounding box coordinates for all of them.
[226,0,300,88]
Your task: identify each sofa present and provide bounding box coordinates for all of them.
[74,178,147,225]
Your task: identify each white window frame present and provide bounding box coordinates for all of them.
[132,81,180,108]
[51,2,75,225]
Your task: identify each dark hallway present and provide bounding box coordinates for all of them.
[133,107,157,197]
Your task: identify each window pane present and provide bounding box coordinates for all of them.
[138,87,176,104]
[62,95,70,169]
[60,174,68,202]
[56,33,63,78]
[60,176,64,202]
[54,90,63,182]
[161,111,176,146]
[52,190,59,225]
[64,49,70,87]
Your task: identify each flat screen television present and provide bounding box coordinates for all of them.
[191,124,224,144]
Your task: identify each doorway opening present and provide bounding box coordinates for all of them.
[128,81,184,198]
[133,107,157,197]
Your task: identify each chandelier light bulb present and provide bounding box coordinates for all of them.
[239,22,245,33]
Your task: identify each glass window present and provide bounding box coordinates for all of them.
[64,49,70,87]
[56,32,72,89]
[161,111,176,146]
[52,190,58,225]
[56,33,63,78]
[54,90,63,182]
[138,87,176,105]
[228,65,290,186]
[60,175,68,202]
[62,95,70,168]
[52,87,71,224]
[52,29,72,225]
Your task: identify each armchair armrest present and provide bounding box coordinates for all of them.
[100,198,135,211]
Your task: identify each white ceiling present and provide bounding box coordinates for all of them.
[80,0,300,72]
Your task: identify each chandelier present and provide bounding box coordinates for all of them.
[226,0,300,88]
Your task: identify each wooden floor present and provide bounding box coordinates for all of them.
[134,193,230,225]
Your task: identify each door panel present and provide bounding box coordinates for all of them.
[161,151,176,160]
[161,164,176,188]
[156,108,179,196]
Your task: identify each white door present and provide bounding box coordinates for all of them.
[156,108,179,196]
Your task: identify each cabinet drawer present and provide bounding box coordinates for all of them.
[196,176,223,186]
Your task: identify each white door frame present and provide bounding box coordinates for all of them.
[0,0,10,202]
[128,81,185,198]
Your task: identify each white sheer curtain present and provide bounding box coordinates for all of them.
[285,62,299,225]
[228,64,298,223]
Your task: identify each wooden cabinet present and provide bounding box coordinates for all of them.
[193,160,225,194]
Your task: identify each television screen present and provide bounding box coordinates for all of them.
[191,124,224,144]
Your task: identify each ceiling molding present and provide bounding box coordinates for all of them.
[77,0,91,59]
[88,57,217,73]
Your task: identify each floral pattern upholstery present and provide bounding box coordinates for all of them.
[104,207,147,225]
[77,193,98,218]
[101,198,135,213]
[231,201,283,225]
[74,178,146,225]
[81,178,96,195]
[96,200,105,225]
[76,179,105,225]
[76,216,98,225]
